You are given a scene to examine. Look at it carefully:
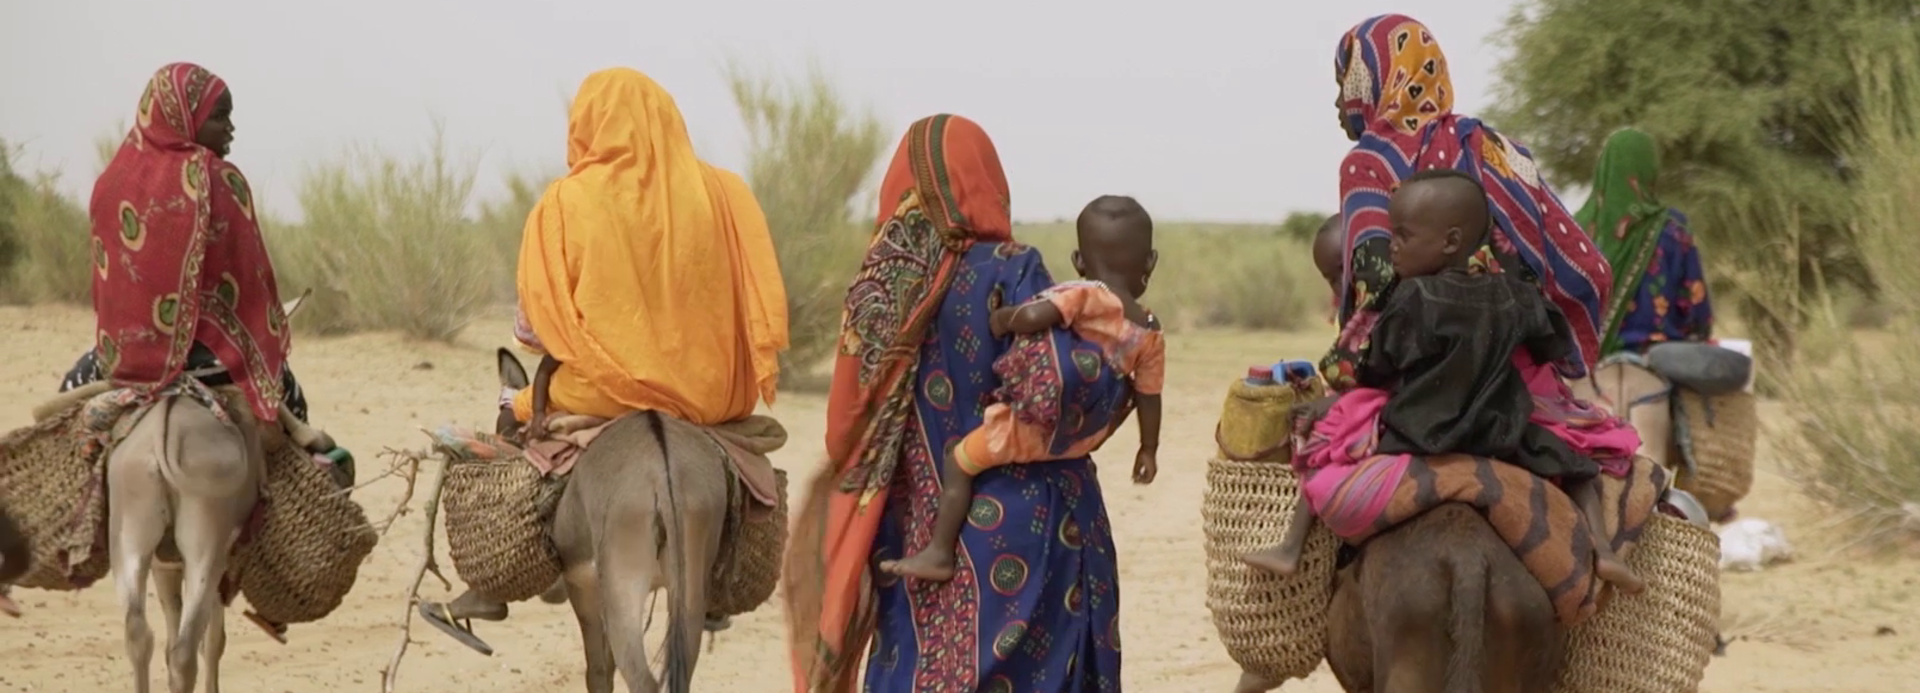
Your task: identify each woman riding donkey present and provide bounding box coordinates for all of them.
[1578,126,1713,356]
[784,114,1126,692]
[64,62,346,641]
[1245,14,1667,629]
[416,66,790,653]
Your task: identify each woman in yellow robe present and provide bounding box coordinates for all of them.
[512,66,787,430]
[419,67,787,652]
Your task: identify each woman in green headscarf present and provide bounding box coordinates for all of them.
[1575,127,1714,355]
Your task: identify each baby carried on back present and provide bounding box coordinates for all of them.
[1245,169,1647,596]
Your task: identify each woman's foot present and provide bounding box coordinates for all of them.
[879,549,957,581]
[1595,553,1646,594]
[0,589,20,618]
[1239,545,1301,576]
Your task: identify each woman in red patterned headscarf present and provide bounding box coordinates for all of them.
[82,62,332,639]
[88,62,290,423]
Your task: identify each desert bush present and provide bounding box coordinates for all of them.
[474,169,549,301]
[724,60,889,383]
[0,144,90,304]
[1014,222,1324,332]
[1769,30,1920,540]
[270,126,500,341]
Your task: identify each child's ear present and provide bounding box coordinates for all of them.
[1070,250,1088,278]
[1443,227,1463,254]
[1144,249,1159,278]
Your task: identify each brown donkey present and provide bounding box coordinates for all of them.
[427,349,733,693]
[1322,504,1562,693]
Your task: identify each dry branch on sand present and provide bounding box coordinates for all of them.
[380,444,453,693]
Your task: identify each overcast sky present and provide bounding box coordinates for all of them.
[2,1,1539,223]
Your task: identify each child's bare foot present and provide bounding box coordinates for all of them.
[1595,554,1646,594]
[0,591,19,618]
[879,549,957,582]
[1239,545,1301,576]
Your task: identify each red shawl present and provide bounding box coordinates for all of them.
[89,63,289,422]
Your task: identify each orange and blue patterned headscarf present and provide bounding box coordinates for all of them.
[1322,15,1614,386]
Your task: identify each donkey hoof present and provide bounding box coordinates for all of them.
[704,615,732,633]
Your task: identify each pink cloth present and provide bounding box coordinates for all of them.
[1294,349,1642,539]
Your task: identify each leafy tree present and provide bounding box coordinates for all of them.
[1278,210,1334,242]
[1488,0,1918,357]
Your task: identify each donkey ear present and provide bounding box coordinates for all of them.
[497,348,531,390]
[280,288,313,321]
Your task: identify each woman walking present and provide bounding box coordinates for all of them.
[784,114,1124,692]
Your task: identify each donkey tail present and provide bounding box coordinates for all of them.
[1445,548,1488,693]
[648,411,698,693]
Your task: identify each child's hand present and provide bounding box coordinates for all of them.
[1132,448,1158,485]
[1291,395,1338,425]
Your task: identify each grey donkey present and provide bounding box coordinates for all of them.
[416,348,735,693]
[86,294,333,693]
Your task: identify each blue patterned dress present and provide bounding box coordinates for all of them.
[863,241,1125,692]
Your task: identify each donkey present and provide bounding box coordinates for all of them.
[106,293,323,693]
[1320,504,1562,693]
[489,349,733,693]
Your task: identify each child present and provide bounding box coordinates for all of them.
[1243,169,1645,594]
[879,195,1165,582]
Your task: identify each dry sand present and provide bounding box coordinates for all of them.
[0,306,1913,692]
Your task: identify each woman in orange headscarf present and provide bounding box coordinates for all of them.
[508,67,787,431]
[418,66,789,653]
[783,114,1123,692]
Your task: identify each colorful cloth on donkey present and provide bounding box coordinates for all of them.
[953,280,1164,474]
[1294,350,1652,625]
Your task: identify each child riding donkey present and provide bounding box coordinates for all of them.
[1245,170,1645,595]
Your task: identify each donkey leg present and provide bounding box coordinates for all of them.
[202,593,228,693]
[166,501,238,693]
[153,563,185,659]
[598,511,661,693]
[109,464,170,693]
[563,563,615,693]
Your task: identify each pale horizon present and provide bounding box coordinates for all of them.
[2,1,1559,225]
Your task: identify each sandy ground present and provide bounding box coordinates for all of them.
[0,305,1914,692]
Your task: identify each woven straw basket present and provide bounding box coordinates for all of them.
[443,455,568,604]
[706,467,789,619]
[1553,513,1721,693]
[1204,458,1338,682]
[237,442,379,624]
[1672,390,1757,520]
[1202,372,1336,683]
[0,404,110,590]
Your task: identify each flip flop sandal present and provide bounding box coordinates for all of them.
[418,601,495,656]
[243,611,288,644]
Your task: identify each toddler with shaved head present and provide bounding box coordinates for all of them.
[881,195,1165,582]
[1247,169,1644,594]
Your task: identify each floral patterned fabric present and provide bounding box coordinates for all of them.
[1610,213,1713,352]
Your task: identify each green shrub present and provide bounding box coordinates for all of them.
[1770,30,1920,540]
[724,60,889,384]
[270,127,500,341]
